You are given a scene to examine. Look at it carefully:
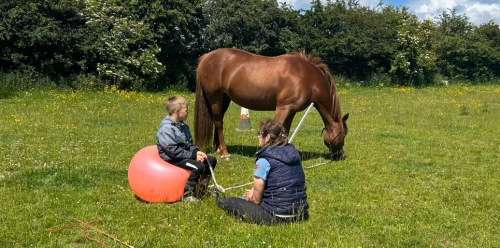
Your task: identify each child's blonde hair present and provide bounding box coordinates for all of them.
[166,96,188,115]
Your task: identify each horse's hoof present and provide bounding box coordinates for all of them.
[221,156,231,162]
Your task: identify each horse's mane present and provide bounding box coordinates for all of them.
[289,50,340,121]
[289,50,332,85]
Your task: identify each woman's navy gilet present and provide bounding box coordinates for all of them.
[255,144,309,215]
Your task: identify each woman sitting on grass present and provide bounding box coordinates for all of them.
[217,119,309,225]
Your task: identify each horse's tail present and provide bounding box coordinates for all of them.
[194,69,213,150]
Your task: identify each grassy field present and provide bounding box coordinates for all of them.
[1,85,499,247]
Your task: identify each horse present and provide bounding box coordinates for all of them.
[194,48,349,161]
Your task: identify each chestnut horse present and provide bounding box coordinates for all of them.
[195,48,348,161]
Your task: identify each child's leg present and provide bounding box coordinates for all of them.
[198,155,217,197]
[170,159,206,195]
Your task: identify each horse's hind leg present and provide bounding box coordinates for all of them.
[212,94,232,161]
[213,94,231,150]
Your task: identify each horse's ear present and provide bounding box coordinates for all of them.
[342,113,349,135]
[342,113,349,123]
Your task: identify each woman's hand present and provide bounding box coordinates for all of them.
[244,189,253,201]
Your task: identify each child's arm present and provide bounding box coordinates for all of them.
[184,126,202,158]
[157,129,199,160]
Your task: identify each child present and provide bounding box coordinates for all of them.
[156,96,217,202]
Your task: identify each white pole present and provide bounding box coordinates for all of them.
[288,102,314,144]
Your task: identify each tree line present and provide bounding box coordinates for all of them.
[1,0,499,90]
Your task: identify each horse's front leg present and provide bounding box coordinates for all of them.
[211,103,231,161]
[274,106,296,135]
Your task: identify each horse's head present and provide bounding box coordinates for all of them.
[323,113,349,161]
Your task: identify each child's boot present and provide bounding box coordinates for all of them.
[182,180,200,202]
[196,175,215,199]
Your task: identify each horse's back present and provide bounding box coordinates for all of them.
[197,48,325,111]
[199,48,312,85]
[199,48,302,71]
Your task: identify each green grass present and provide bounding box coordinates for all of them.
[1,85,500,247]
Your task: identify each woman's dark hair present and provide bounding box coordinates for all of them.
[258,118,288,147]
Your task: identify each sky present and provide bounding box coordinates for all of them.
[278,0,500,26]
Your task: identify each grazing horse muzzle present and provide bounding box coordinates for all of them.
[330,150,346,161]
[324,141,346,161]
[324,128,346,161]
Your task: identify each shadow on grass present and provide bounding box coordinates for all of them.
[134,194,188,205]
[134,195,152,204]
[226,145,330,161]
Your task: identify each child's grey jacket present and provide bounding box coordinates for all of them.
[156,115,199,161]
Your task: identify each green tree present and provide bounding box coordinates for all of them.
[473,21,500,78]
[84,0,164,88]
[435,8,474,37]
[1,0,206,90]
[0,0,88,77]
[435,10,500,81]
[300,0,400,80]
[389,8,438,86]
[433,9,489,81]
[202,0,299,56]
[122,0,206,89]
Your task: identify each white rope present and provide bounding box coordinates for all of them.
[206,159,225,193]
[304,162,327,170]
[221,182,253,191]
[211,161,329,192]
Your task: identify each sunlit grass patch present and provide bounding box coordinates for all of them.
[1,85,499,247]
[391,87,412,93]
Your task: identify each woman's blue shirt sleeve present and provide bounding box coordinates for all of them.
[253,158,270,180]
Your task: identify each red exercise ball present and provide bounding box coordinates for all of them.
[128,146,191,203]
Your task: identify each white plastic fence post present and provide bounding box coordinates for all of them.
[238,107,251,130]
[288,103,314,144]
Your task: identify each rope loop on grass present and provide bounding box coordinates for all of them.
[210,161,330,192]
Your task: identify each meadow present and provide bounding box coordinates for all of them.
[1,84,499,247]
